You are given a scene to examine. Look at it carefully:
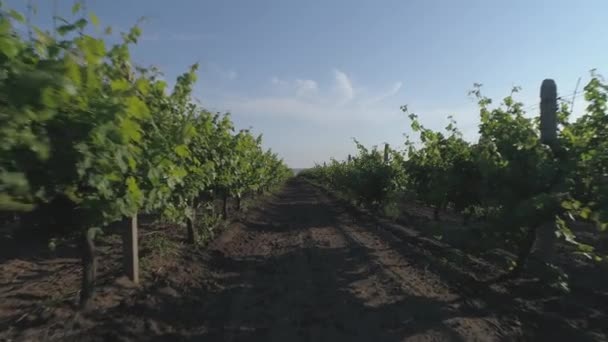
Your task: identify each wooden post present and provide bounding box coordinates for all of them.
[123,215,139,284]
[186,206,197,245]
[384,143,390,163]
[79,227,99,310]
[535,79,558,263]
[540,79,558,146]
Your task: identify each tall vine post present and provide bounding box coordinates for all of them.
[384,143,390,163]
[534,79,559,263]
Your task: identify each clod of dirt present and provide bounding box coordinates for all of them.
[114,276,139,289]
[156,286,179,298]
[145,318,161,334]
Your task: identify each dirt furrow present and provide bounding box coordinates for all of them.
[198,180,518,341]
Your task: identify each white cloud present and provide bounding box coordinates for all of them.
[226,95,402,125]
[270,77,318,98]
[294,79,318,98]
[332,69,355,104]
[225,70,238,80]
[214,69,405,130]
[230,97,320,118]
[217,69,405,125]
[271,76,287,86]
[387,81,404,96]
[366,81,403,104]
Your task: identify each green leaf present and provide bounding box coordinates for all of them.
[89,12,100,27]
[135,78,149,95]
[0,194,34,211]
[57,24,77,36]
[74,18,87,30]
[580,207,592,220]
[169,167,188,180]
[0,37,18,58]
[128,156,137,171]
[126,96,149,118]
[120,119,142,142]
[80,36,105,64]
[126,176,143,205]
[72,2,82,14]
[8,9,25,23]
[105,172,122,182]
[64,56,81,85]
[577,243,595,253]
[174,145,190,158]
[111,79,130,92]
[561,201,573,210]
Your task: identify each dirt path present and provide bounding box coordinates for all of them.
[190,179,518,341]
[3,178,606,341]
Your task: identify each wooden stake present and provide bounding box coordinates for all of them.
[123,215,139,284]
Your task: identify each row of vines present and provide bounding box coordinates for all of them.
[0,4,292,308]
[302,75,608,287]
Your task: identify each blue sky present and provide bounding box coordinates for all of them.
[6,0,608,167]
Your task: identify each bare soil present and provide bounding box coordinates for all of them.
[1,178,607,341]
